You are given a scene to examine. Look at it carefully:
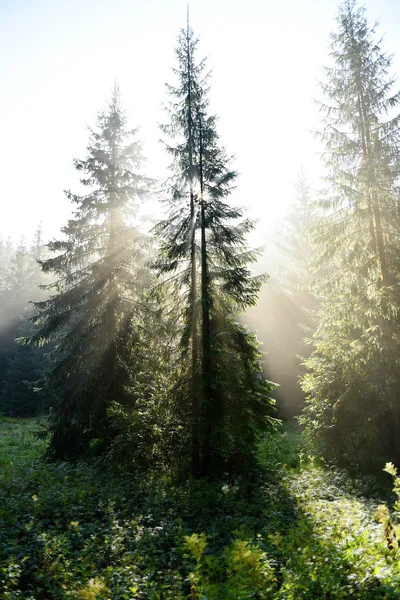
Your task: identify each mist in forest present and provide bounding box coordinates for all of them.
[2,0,400,475]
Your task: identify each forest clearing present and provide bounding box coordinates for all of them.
[1,417,399,598]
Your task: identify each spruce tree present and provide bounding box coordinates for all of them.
[156,22,204,473]
[314,0,400,285]
[30,87,151,458]
[156,23,276,478]
[278,171,317,296]
[301,0,400,467]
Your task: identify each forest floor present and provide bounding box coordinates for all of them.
[0,417,399,599]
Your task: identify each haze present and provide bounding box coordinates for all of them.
[1,0,398,246]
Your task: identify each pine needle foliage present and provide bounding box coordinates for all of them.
[278,170,318,297]
[29,87,152,459]
[155,24,276,478]
[300,0,400,468]
[314,0,400,286]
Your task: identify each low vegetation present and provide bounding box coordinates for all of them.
[1,418,399,599]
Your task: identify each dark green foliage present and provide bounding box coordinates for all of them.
[201,312,276,476]
[0,345,49,417]
[0,227,50,417]
[300,0,400,469]
[29,88,152,459]
[1,418,400,598]
[155,24,276,478]
[105,285,184,472]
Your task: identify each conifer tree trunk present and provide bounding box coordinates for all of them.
[198,120,212,476]
[104,131,119,432]
[356,72,389,284]
[186,24,200,477]
[372,199,389,284]
[356,89,377,256]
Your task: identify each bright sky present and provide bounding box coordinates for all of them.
[1,0,400,248]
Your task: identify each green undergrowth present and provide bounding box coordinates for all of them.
[0,417,399,598]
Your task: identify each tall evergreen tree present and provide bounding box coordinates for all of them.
[301,0,400,467]
[314,0,400,285]
[29,88,151,458]
[156,23,276,478]
[278,170,317,296]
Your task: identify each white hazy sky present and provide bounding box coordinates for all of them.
[1,0,400,247]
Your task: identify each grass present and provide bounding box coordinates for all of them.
[0,417,399,598]
[0,416,48,464]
